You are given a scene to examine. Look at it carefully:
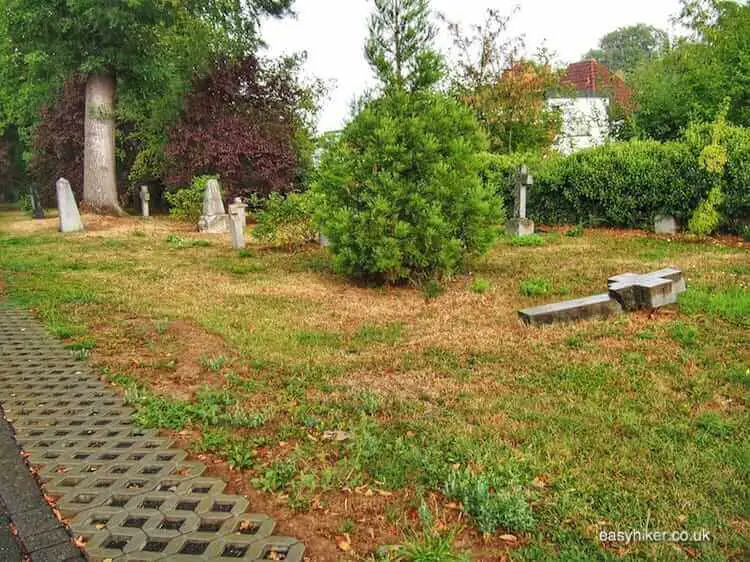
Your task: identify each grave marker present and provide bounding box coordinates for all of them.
[29,183,45,219]
[506,165,535,236]
[140,185,150,217]
[198,179,229,233]
[228,197,248,250]
[55,178,84,233]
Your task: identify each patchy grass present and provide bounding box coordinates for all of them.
[0,209,748,561]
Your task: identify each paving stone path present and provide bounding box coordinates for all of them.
[0,306,304,561]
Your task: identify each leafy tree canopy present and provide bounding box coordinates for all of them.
[584,24,669,74]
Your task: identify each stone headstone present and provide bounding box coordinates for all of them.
[228,197,248,250]
[198,179,229,233]
[140,185,150,218]
[654,215,678,235]
[506,166,535,237]
[29,184,45,219]
[55,178,83,233]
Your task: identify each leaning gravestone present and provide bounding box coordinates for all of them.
[506,166,535,237]
[29,183,45,219]
[198,179,229,233]
[56,178,84,233]
[228,197,248,250]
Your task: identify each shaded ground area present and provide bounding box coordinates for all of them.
[0,409,85,561]
[0,208,748,561]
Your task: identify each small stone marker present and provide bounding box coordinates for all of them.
[607,268,686,310]
[55,177,84,233]
[228,197,248,249]
[198,179,229,233]
[654,215,678,235]
[29,183,45,219]
[318,233,330,247]
[519,267,686,326]
[506,166,535,236]
[140,185,150,217]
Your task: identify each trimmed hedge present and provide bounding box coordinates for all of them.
[482,127,750,230]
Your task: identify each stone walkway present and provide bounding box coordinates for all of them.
[0,306,304,561]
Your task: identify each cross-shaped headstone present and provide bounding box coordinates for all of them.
[608,268,686,311]
[513,166,534,220]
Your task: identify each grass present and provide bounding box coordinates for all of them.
[0,209,748,561]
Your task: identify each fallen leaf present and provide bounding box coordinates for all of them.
[499,534,518,543]
[336,534,352,552]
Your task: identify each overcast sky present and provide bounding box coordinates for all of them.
[261,0,683,132]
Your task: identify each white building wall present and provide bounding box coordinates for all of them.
[547,97,611,155]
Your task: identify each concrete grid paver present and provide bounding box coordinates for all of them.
[0,305,304,562]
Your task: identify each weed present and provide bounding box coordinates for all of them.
[353,323,404,346]
[225,441,255,470]
[669,321,700,348]
[252,459,299,492]
[194,429,230,453]
[71,348,90,361]
[389,529,469,562]
[443,468,535,533]
[520,278,550,296]
[200,354,227,372]
[469,277,491,294]
[154,318,170,334]
[339,518,355,534]
[421,279,445,299]
[565,224,584,237]
[511,234,544,247]
[66,337,96,351]
[564,335,584,349]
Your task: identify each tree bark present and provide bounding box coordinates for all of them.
[83,72,123,214]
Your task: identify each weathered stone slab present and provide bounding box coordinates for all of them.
[139,185,150,217]
[519,293,622,326]
[55,178,84,233]
[506,218,535,237]
[198,179,229,233]
[228,197,247,250]
[654,215,678,234]
[607,267,686,310]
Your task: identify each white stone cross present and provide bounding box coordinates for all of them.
[608,268,686,310]
[514,166,533,220]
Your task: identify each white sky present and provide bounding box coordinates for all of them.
[261,0,682,132]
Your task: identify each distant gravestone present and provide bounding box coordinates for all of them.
[29,184,45,219]
[198,179,229,233]
[55,178,84,233]
[506,166,535,236]
[140,185,150,217]
[228,197,248,249]
[654,215,678,235]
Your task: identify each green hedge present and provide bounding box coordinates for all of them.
[481,127,750,230]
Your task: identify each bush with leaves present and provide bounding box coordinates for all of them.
[164,175,216,224]
[252,191,317,246]
[312,0,501,284]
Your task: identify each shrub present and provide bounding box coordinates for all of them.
[312,89,502,283]
[164,175,215,223]
[252,191,316,245]
[480,125,750,232]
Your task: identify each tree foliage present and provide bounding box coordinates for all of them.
[584,24,669,74]
[628,0,750,140]
[165,55,309,199]
[313,0,501,283]
[444,9,562,154]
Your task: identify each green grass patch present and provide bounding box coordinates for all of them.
[679,285,750,326]
[520,278,551,296]
[510,234,544,247]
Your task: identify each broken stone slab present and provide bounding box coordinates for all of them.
[55,178,84,233]
[519,293,622,326]
[608,267,686,311]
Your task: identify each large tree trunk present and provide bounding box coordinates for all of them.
[83,72,123,214]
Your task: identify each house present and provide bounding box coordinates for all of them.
[547,60,633,155]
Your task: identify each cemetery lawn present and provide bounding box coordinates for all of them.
[0,207,748,562]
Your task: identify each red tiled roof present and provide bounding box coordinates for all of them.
[561,60,633,108]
